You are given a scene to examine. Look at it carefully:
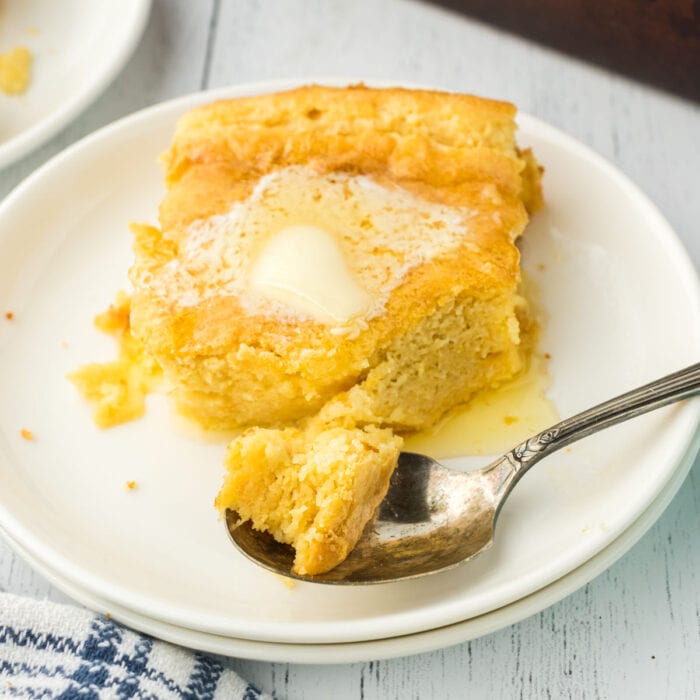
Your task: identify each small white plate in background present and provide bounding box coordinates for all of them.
[0,0,150,168]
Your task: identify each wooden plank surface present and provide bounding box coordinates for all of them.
[1,1,699,697]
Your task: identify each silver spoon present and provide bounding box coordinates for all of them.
[226,362,700,584]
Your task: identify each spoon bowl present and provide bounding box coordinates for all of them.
[226,362,700,584]
[227,452,503,583]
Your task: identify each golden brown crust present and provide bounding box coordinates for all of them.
[163,86,516,174]
[159,85,527,231]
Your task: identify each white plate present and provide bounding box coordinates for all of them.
[0,79,698,645]
[3,432,697,664]
[0,0,150,168]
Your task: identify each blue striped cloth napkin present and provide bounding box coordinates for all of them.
[0,593,271,699]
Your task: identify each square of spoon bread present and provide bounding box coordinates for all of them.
[126,85,543,575]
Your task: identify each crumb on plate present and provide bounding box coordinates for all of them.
[68,292,162,428]
[0,46,32,95]
[20,428,33,441]
[4,311,14,320]
[125,480,138,490]
[274,573,297,589]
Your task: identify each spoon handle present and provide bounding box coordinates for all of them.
[505,361,700,481]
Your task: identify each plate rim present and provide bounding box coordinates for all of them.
[0,0,152,169]
[0,77,699,644]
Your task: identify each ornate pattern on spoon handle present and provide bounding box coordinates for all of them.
[511,427,562,466]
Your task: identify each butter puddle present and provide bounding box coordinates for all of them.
[404,351,558,459]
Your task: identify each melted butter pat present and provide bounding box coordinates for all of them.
[250,224,370,323]
[404,352,558,459]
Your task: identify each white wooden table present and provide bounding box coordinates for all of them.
[2,1,699,697]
